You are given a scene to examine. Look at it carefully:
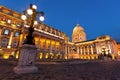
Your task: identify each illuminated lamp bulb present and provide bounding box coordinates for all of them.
[39,16,44,21]
[32,5,37,10]
[7,19,11,24]
[27,9,33,15]
[21,15,27,20]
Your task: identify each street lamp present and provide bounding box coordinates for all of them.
[21,4,45,45]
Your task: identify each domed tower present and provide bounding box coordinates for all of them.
[72,24,86,43]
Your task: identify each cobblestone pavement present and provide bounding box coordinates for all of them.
[0,60,120,80]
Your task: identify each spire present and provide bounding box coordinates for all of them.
[76,24,79,26]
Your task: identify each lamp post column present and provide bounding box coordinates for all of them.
[14,4,44,74]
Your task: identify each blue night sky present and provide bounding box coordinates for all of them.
[0,0,120,42]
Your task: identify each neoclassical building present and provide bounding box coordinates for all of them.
[0,5,120,60]
[0,5,65,59]
[66,24,118,60]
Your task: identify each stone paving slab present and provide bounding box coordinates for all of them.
[0,60,120,80]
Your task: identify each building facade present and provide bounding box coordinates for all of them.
[0,5,119,60]
[0,5,66,59]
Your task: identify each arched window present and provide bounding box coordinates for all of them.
[4,29,9,35]
[1,38,7,47]
[15,32,19,37]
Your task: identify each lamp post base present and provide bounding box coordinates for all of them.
[13,44,38,74]
[14,66,38,74]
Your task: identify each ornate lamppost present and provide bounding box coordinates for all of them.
[14,4,45,74]
[21,4,44,45]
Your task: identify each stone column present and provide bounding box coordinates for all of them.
[44,38,46,51]
[65,44,67,54]
[84,46,86,55]
[68,46,69,54]
[54,52,56,59]
[54,41,57,59]
[43,52,46,59]
[36,36,40,60]
[67,46,68,54]
[65,45,68,59]
[22,33,24,44]
[108,42,111,53]
[95,42,99,54]
[79,47,80,54]
[61,42,65,59]
[77,46,79,54]
[81,47,82,55]
[19,29,25,46]
[87,45,89,54]
[55,41,56,51]
[7,31,14,48]
[91,45,93,54]
[37,36,40,49]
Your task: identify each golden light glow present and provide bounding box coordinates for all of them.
[65,56,68,59]
[16,52,19,59]
[88,56,90,59]
[112,54,115,60]
[3,54,9,59]
[19,34,23,45]
[56,42,60,45]
[0,21,6,25]
[7,45,11,48]
[34,37,39,45]
[40,53,43,59]
[52,41,55,45]
[46,39,50,44]
[12,24,16,27]
[91,56,95,59]
[34,21,38,25]
[45,53,49,59]
[40,38,45,43]
[11,51,15,56]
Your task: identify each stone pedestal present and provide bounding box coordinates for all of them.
[14,44,38,74]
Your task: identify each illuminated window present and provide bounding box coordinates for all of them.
[1,38,7,47]
[13,41,18,47]
[80,37,82,40]
[4,29,9,35]
[15,32,19,37]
